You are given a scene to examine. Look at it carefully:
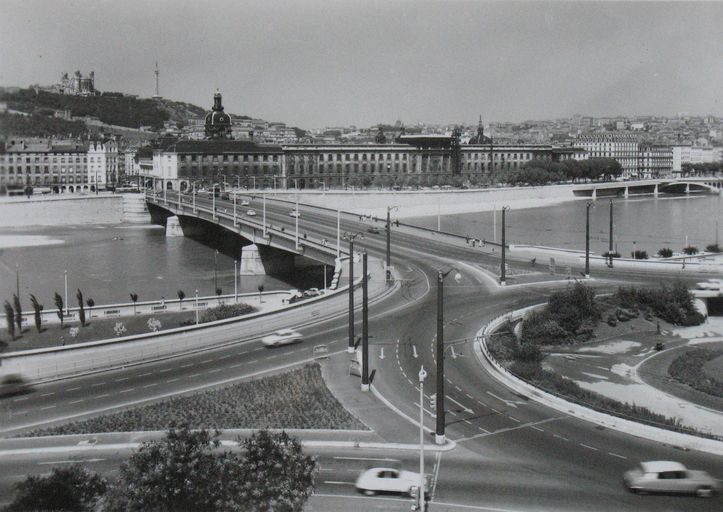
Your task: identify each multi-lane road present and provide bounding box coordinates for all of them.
[1,192,721,510]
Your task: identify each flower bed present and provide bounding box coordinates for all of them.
[669,348,723,398]
[25,364,367,436]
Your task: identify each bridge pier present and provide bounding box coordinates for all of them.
[685,183,690,194]
[591,188,596,200]
[165,216,184,237]
[624,186,629,199]
[653,184,658,197]
[239,243,265,275]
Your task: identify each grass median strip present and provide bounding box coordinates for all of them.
[25,363,367,436]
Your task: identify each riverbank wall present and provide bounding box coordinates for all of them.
[260,184,579,219]
[0,194,148,227]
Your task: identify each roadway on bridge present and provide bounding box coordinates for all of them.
[1,193,720,510]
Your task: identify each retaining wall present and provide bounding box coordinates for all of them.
[0,195,124,226]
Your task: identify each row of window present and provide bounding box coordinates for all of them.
[3,155,86,163]
[1,175,88,184]
[181,154,279,163]
[3,167,85,174]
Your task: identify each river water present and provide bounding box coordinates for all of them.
[0,194,720,309]
[409,194,722,258]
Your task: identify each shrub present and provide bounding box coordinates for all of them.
[614,282,704,326]
[705,243,721,253]
[657,247,673,258]
[147,318,162,332]
[682,246,698,255]
[669,348,723,397]
[201,303,255,323]
[68,327,79,338]
[113,322,127,337]
[514,341,543,363]
[602,251,620,259]
[632,250,648,260]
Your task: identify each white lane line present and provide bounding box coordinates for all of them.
[201,359,214,364]
[39,392,56,397]
[229,363,242,369]
[580,443,598,451]
[91,382,106,387]
[324,481,354,486]
[218,355,231,360]
[159,368,173,373]
[508,417,521,423]
[95,394,110,399]
[114,377,129,382]
[119,388,135,394]
[447,395,472,413]
[40,405,56,410]
[66,387,81,392]
[608,452,627,460]
[553,434,569,441]
[68,399,84,405]
[531,426,544,433]
[188,374,201,378]
[334,456,400,462]
[455,386,462,392]
[209,369,222,374]
[12,397,29,402]
[180,363,193,368]
[137,372,152,377]
[431,451,442,498]
[248,359,259,364]
[166,378,180,383]
[143,383,157,388]
[465,393,474,400]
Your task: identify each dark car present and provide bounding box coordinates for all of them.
[0,374,33,398]
[367,226,381,234]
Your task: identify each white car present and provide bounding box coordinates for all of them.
[624,461,720,497]
[289,210,300,218]
[355,467,427,497]
[246,209,256,216]
[240,200,250,206]
[261,329,303,347]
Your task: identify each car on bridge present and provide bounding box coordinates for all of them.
[355,467,428,497]
[261,329,304,347]
[240,200,250,206]
[623,461,720,497]
[289,209,300,218]
[367,226,381,234]
[246,209,256,216]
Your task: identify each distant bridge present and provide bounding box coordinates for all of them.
[145,191,340,276]
[573,177,722,199]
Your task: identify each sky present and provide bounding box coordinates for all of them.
[1,0,721,129]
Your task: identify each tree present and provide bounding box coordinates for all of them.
[682,246,698,255]
[54,292,64,328]
[257,284,265,304]
[4,301,15,341]
[705,244,720,253]
[129,292,138,314]
[4,464,107,512]
[86,297,95,319]
[177,289,185,310]
[29,294,43,333]
[104,428,317,512]
[76,289,86,327]
[13,294,22,334]
[658,248,673,258]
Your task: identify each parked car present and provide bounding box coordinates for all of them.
[367,226,381,234]
[623,461,720,497]
[0,374,32,398]
[261,329,304,347]
[303,288,321,297]
[289,210,300,218]
[246,209,256,216]
[355,467,427,497]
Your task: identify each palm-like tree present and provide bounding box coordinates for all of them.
[130,293,139,315]
[86,298,95,319]
[4,301,15,341]
[54,292,64,328]
[177,289,185,311]
[13,294,22,334]
[29,294,43,333]
[76,289,86,327]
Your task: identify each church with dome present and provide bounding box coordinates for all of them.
[204,91,233,140]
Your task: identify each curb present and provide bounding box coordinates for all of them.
[472,308,723,456]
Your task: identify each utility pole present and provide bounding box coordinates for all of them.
[15,263,20,300]
[608,200,614,267]
[585,202,592,278]
[344,232,363,353]
[500,206,509,286]
[436,270,446,444]
[386,206,392,282]
[361,251,369,392]
[417,366,427,511]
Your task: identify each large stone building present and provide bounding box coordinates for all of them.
[0,139,89,193]
[672,145,721,174]
[87,138,119,189]
[59,71,96,96]
[576,134,640,178]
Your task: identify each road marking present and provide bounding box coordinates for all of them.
[201,359,214,364]
[553,434,569,441]
[38,458,106,465]
[209,369,222,374]
[218,355,231,360]
[40,405,56,410]
[412,345,418,358]
[334,456,399,462]
[12,396,29,402]
[138,372,152,377]
[159,368,173,373]
[66,387,81,392]
[114,377,129,382]
[508,416,521,423]
[447,395,472,413]
[180,363,193,368]
[580,443,598,451]
[531,426,544,433]
[455,417,565,444]
[608,452,627,460]
[324,481,354,486]
[486,391,523,409]
[95,394,110,399]
[188,374,201,378]
[431,451,442,499]
[91,382,106,387]
[229,363,242,369]
[68,399,84,404]
[465,393,474,399]
[166,378,180,383]
[119,388,135,394]
[40,392,55,397]
[143,383,157,388]
[248,359,259,364]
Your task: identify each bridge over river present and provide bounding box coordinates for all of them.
[573,176,722,198]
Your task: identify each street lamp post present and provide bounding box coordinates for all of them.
[343,232,363,353]
[195,289,199,325]
[436,267,461,445]
[64,269,69,315]
[233,191,237,224]
[234,259,238,302]
[361,250,369,391]
[336,208,341,258]
[263,194,268,235]
[192,182,197,213]
[608,200,614,267]
[417,365,427,511]
[214,249,219,293]
[500,206,509,286]
[386,205,399,283]
[585,202,593,278]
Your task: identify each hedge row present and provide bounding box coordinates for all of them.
[668,348,723,398]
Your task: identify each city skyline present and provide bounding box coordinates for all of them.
[0,0,722,129]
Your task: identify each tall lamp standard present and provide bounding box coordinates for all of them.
[64,269,69,315]
[385,205,399,283]
[608,200,614,268]
[500,206,510,286]
[361,250,369,391]
[343,232,363,353]
[436,267,462,445]
[585,202,593,278]
[195,289,199,325]
[417,365,428,511]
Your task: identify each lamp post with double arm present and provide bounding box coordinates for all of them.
[436,267,462,445]
[343,232,364,354]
